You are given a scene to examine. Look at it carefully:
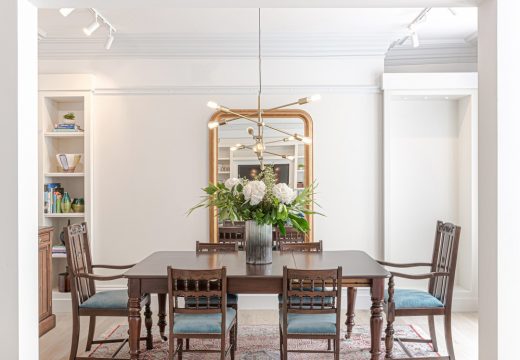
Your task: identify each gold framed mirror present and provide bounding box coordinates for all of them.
[208,109,314,243]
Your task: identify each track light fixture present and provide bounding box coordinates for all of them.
[105,29,115,50]
[59,8,75,17]
[83,16,100,36]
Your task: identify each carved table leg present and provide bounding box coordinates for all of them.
[157,293,167,341]
[128,279,142,360]
[144,302,153,350]
[370,278,384,360]
[345,287,357,339]
[385,276,395,359]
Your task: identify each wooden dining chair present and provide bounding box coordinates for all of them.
[219,226,245,249]
[167,267,237,360]
[63,222,152,360]
[274,227,305,250]
[380,221,461,360]
[193,241,239,348]
[279,240,323,252]
[279,266,342,360]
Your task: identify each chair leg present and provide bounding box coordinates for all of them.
[444,313,456,360]
[168,335,174,360]
[345,287,357,339]
[185,339,190,350]
[282,331,288,360]
[144,301,153,350]
[232,304,238,347]
[221,332,226,360]
[428,315,439,352]
[85,316,96,352]
[279,326,283,359]
[230,324,236,360]
[334,338,340,360]
[384,309,395,359]
[178,339,183,360]
[327,338,331,350]
[69,313,80,360]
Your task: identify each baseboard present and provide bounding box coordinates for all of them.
[54,286,477,313]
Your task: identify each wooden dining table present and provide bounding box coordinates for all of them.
[124,250,390,359]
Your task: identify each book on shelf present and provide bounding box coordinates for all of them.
[53,123,82,132]
[51,245,67,255]
[43,183,63,214]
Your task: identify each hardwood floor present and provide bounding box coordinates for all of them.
[40,310,478,360]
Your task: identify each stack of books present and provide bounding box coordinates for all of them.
[43,183,64,214]
[51,245,67,257]
[53,123,79,132]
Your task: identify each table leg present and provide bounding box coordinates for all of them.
[345,287,357,339]
[370,278,384,360]
[128,279,142,360]
[157,293,167,341]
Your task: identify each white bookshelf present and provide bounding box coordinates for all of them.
[39,74,93,297]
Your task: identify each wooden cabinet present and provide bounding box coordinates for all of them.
[39,226,56,336]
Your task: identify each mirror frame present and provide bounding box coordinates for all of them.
[209,109,314,243]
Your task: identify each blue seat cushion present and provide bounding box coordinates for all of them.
[173,308,236,334]
[385,289,444,309]
[281,313,337,335]
[185,293,238,306]
[277,294,333,305]
[79,290,128,310]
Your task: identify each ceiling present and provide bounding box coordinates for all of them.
[38,8,478,61]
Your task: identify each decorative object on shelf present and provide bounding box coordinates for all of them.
[72,197,85,213]
[61,192,72,213]
[56,153,82,172]
[58,267,71,293]
[62,112,76,125]
[207,9,318,170]
[189,166,321,264]
[298,163,305,170]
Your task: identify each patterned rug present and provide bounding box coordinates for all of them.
[90,324,439,359]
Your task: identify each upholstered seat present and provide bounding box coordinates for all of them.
[282,313,337,335]
[385,289,444,309]
[79,290,129,310]
[173,308,237,334]
[185,293,238,306]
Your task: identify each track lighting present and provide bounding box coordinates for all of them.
[83,17,100,36]
[105,29,115,50]
[411,31,420,48]
[59,8,74,17]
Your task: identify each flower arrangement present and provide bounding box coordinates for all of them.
[189,166,320,235]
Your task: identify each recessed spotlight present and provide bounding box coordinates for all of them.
[83,18,100,36]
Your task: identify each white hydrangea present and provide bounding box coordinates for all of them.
[243,180,266,205]
[273,183,296,204]
[224,178,241,191]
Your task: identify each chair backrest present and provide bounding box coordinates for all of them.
[274,227,305,249]
[196,241,238,253]
[279,240,323,252]
[63,222,95,307]
[167,267,227,326]
[219,226,245,248]
[428,221,461,308]
[282,266,342,316]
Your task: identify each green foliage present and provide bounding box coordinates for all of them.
[63,112,75,120]
[188,166,323,235]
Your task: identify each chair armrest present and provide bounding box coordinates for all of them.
[391,271,450,280]
[91,264,135,269]
[376,260,432,268]
[75,272,125,281]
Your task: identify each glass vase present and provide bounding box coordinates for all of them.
[245,220,273,264]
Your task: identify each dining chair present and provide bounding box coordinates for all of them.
[279,240,323,252]
[219,226,245,249]
[380,220,461,360]
[193,241,239,348]
[274,226,305,250]
[167,266,237,360]
[279,266,342,360]
[63,222,152,360]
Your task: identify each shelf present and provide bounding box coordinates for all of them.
[44,213,84,218]
[297,169,305,172]
[218,158,230,161]
[44,172,84,177]
[218,171,230,174]
[51,253,67,258]
[44,132,84,138]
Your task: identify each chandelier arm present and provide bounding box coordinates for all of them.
[221,109,261,124]
[263,138,291,145]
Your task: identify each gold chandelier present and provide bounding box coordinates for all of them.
[207,9,320,170]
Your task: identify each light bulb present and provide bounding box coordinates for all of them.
[230,146,237,151]
[411,31,419,48]
[105,34,114,50]
[287,136,295,141]
[286,155,294,160]
[207,101,220,110]
[83,19,100,36]
[208,121,219,129]
[59,8,75,17]
[247,127,255,136]
[308,94,321,102]
[301,137,312,145]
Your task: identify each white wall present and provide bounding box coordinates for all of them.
[39,57,384,267]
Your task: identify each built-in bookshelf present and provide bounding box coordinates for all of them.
[38,75,93,306]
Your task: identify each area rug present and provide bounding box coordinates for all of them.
[90,324,439,359]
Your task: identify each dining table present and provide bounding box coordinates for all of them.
[124,250,390,359]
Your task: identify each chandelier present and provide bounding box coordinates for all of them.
[207,9,320,170]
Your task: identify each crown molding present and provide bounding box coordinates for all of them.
[39,32,400,59]
[385,39,477,67]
